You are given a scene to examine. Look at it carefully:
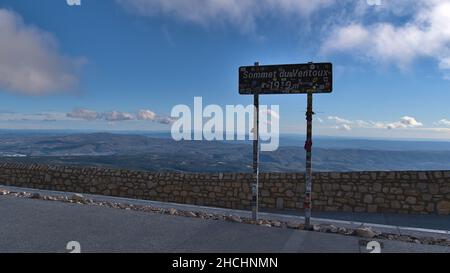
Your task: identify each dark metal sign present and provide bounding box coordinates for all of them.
[239,62,332,95]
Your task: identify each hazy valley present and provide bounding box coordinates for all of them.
[1,131,450,172]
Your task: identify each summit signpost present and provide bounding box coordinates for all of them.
[239,62,332,95]
[238,62,333,229]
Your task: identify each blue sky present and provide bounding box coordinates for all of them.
[1,0,450,140]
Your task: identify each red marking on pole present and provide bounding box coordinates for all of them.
[304,140,313,151]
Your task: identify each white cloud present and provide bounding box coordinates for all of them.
[328,116,354,130]
[335,124,351,131]
[0,111,70,122]
[438,118,450,127]
[104,111,134,122]
[67,108,100,121]
[322,0,450,77]
[4,108,173,124]
[116,0,450,79]
[328,116,353,125]
[354,120,372,127]
[439,57,450,70]
[138,109,157,121]
[327,115,423,130]
[64,108,174,124]
[323,24,370,52]
[138,109,175,124]
[117,0,334,33]
[67,108,134,122]
[370,121,388,129]
[400,116,423,127]
[387,116,423,129]
[116,0,450,78]
[0,9,85,95]
[439,57,450,79]
[155,116,175,125]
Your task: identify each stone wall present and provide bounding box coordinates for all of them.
[0,163,449,215]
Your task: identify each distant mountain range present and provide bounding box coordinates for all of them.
[0,130,450,172]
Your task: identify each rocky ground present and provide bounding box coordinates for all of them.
[1,187,449,247]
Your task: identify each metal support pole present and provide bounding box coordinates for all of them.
[252,62,260,221]
[304,91,314,229]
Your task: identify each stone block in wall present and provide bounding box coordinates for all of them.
[418,172,428,180]
[429,184,439,195]
[363,194,373,204]
[437,201,450,215]
[324,206,339,212]
[426,203,435,212]
[440,186,450,194]
[412,205,425,212]
[341,173,350,179]
[330,172,340,179]
[367,205,378,213]
[372,183,382,192]
[344,192,354,198]
[404,190,420,196]
[390,187,403,194]
[342,205,352,212]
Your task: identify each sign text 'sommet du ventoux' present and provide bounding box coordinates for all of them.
[239,62,332,95]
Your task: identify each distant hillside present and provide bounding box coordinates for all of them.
[1,132,450,172]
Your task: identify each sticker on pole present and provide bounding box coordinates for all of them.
[239,62,332,95]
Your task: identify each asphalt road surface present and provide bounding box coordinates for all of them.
[0,195,449,253]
